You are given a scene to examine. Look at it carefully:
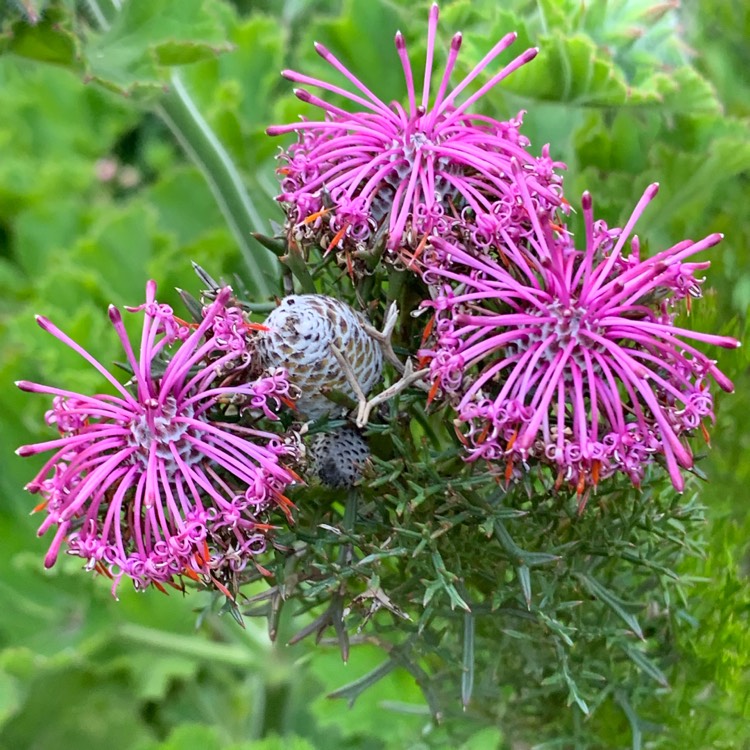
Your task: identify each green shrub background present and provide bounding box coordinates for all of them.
[0,1,747,748]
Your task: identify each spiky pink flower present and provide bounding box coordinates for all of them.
[421,172,739,496]
[268,3,564,267]
[17,282,299,597]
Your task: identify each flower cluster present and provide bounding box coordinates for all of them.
[268,3,564,272]
[17,282,299,597]
[420,173,739,495]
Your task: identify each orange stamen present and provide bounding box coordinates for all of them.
[32,499,48,513]
[275,493,296,523]
[95,561,113,579]
[505,430,518,451]
[426,378,440,407]
[476,422,491,445]
[152,580,169,595]
[576,471,586,497]
[244,322,270,332]
[282,466,303,483]
[591,460,601,486]
[303,207,330,224]
[326,223,349,254]
[174,316,198,329]
[420,314,436,346]
[406,233,429,270]
[700,421,711,446]
[182,567,200,582]
[211,576,234,601]
[280,395,297,411]
[554,469,565,492]
[504,456,515,486]
[254,562,272,577]
[453,422,468,445]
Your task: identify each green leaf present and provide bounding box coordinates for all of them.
[82,0,231,93]
[1,6,79,66]
[576,573,644,639]
[622,646,669,688]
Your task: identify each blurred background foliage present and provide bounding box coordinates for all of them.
[0,0,747,748]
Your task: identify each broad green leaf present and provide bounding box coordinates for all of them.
[1,6,79,66]
[83,0,231,93]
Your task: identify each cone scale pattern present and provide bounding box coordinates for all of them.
[310,427,370,488]
[257,295,383,419]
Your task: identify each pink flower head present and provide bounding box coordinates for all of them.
[421,170,739,497]
[17,282,298,597]
[268,3,564,266]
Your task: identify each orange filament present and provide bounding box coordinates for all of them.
[700,421,711,446]
[182,567,200,582]
[591,460,601,486]
[244,321,270,332]
[275,493,296,523]
[174,316,198,330]
[506,430,518,451]
[406,233,430,270]
[94,561,113,579]
[254,562,272,577]
[504,456,515,486]
[426,378,440,407]
[32,499,48,513]
[152,580,170,595]
[326,223,349,254]
[303,207,331,224]
[285,466,304,483]
[576,471,586,497]
[210,576,234,601]
[280,395,297,411]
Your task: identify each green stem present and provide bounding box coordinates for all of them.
[86,0,279,298]
[117,623,266,667]
[156,75,279,298]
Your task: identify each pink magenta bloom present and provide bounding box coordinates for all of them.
[17,282,298,597]
[421,172,739,495]
[268,3,564,263]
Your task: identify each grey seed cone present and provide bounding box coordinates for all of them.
[257,295,383,419]
[310,427,370,488]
